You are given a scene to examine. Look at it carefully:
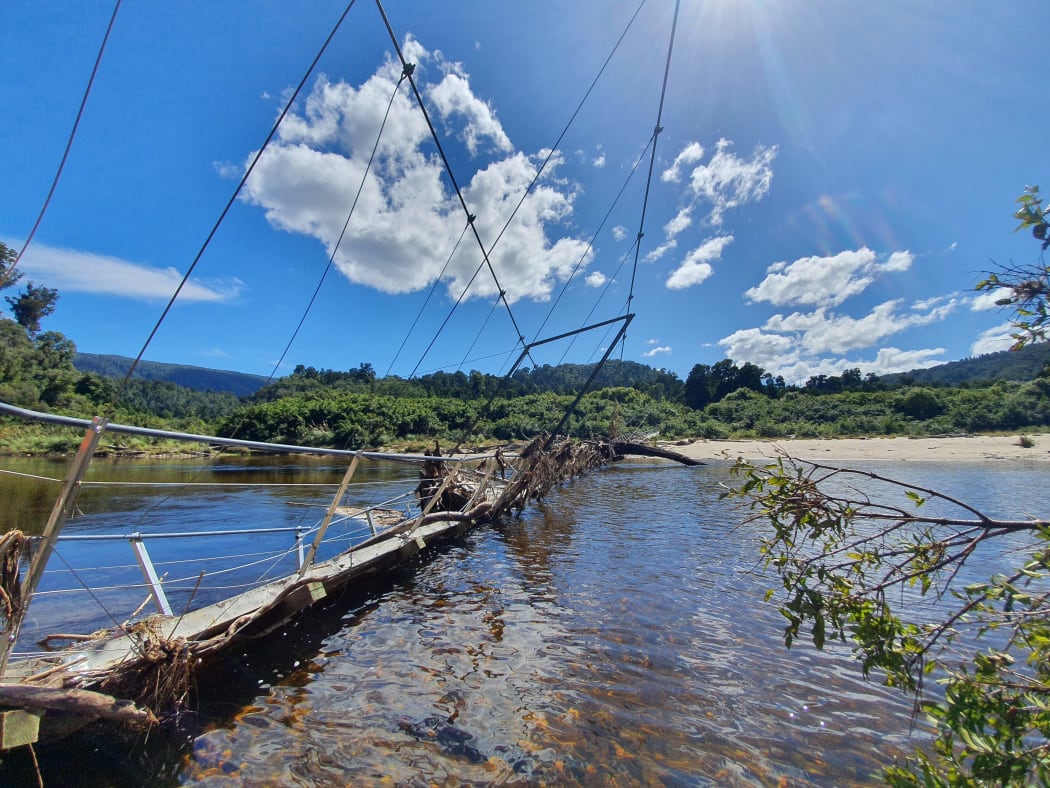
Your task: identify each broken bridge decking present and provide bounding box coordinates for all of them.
[0,436,656,746]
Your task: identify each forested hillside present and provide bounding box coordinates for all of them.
[881,342,1050,385]
[74,353,268,396]
[73,342,1050,403]
[4,246,1050,457]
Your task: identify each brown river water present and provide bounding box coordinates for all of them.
[0,456,1044,786]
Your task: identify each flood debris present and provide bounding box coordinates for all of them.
[0,435,696,745]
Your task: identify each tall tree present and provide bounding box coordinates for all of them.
[6,281,59,335]
[683,363,712,409]
[0,242,22,292]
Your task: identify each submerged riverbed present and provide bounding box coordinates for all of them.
[0,456,1046,785]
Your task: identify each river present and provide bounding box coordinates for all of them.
[0,455,1045,786]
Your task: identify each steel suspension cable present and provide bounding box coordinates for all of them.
[458,0,650,313]
[109,0,360,414]
[4,0,123,290]
[374,0,529,350]
[384,217,473,378]
[407,261,488,380]
[623,0,681,344]
[556,253,638,367]
[378,0,647,381]
[458,294,502,371]
[269,67,408,380]
[532,134,654,345]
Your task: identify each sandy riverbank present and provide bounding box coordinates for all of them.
[659,434,1050,463]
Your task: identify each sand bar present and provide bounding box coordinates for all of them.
[661,434,1050,464]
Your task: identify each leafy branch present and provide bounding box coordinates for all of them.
[977,185,1050,350]
[725,455,1050,784]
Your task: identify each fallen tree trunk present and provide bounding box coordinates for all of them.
[0,684,157,727]
[610,442,702,466]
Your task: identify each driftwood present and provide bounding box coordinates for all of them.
[0,531,27,630]
[0,684,157,727]
[611,441,701,466]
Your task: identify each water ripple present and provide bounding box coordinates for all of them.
[169,461,1050,785]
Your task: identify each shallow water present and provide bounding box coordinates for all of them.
[1,457,1046,785]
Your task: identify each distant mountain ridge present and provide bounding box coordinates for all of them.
[74,343,1050,401]
[74,353,269,397]
[881,342,1050,386]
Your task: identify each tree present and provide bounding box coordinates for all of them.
[684,363,712,409]
[0,242,21,292]
[728,457,1049,785]
[0,320,79,408]
[710,358,741,401]
[6,281,59,335]
[977,185,1050,349]
[726,192,1050,784]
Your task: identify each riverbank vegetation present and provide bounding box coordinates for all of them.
[5,231,1050,455]
[4,323,1050,455]
[5,345,1050,452]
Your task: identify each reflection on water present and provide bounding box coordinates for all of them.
[1,455,423,649]
[0,457,1046,785]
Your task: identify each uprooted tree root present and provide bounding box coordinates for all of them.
[96,623,193,721]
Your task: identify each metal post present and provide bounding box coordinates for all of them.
[0,417,108,676]
[364,509,378,536]
[299,452,361,577]
[295,525,307,570]
[130,535,173,616]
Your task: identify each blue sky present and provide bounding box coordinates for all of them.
[2,1,1046,385]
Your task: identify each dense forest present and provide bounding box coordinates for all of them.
[5,304,1050,454]
[3,225,1050,455]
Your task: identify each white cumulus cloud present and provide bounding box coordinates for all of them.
[767,299,954,355]
[663,207,692,239]
[719,297,956,383]
[971,322,1015,355]
[745,247,915,308]
[585,271,607,287]
[661,142,705,183]
[643,240,676,263]
[663,138,777,226]
[238,36,591,305]
[666,235,733,290]
[970,287,1012,311]
[643,345,671,357]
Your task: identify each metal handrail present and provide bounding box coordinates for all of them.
[57,526,312,541]
[0,400,496,463]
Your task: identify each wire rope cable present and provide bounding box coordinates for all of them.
[374,0,529,354]
[384,217,474,378]
[5,0,123,290]
[110,0,360,415]
[387,0,649,380]
[268,67,409,380]
[621,0,681,352]
[459,0,650,321]
[533,134,654,346]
